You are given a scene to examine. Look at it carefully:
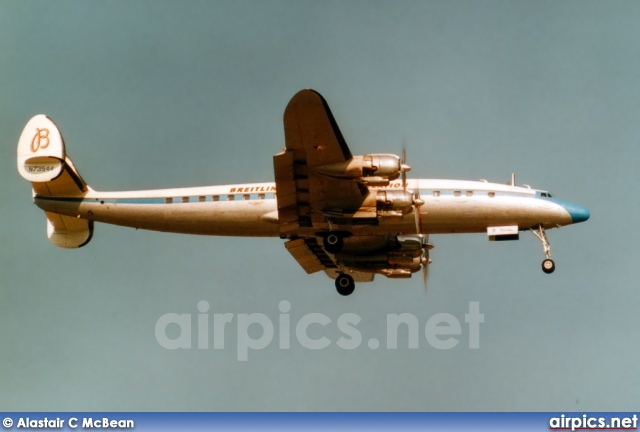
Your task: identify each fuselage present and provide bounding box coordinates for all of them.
[33,179,590,237]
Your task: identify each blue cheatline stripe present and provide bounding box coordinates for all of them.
[418,190,536,198]
[35,189,541,205]
[115,197,166,204]
[34,195,278,204]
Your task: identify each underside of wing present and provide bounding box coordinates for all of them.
[284,237,375,283]
[274,89,368,233]
[282,89,352,167]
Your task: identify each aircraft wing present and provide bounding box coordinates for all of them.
[274,90,431,288]
[273,89,369,234]
[284,237,375,283]
[282,88,352,168]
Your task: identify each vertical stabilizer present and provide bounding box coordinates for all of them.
[18,115,93,247]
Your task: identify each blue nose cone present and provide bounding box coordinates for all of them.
[562,201,590,224]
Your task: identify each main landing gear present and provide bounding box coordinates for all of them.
[335,273,355,296]
[323,232,344,253]
[531,225,555,274]
[323,231,353,295]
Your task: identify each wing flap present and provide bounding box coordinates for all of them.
[284,238,337,274]
[324,268,375,283]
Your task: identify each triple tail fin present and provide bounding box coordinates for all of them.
[17,115,93,248]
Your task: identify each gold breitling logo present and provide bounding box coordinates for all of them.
[30,128,50,153]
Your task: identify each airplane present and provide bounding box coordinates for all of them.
[17,89,590,296]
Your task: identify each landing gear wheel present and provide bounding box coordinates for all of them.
[532,225,555,275]
[335,274,355,296]
[542,258,555,274]
[323,233,344,253]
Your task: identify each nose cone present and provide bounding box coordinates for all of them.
[561,201,590,224]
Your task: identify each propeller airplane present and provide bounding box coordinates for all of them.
[17,89,589,295]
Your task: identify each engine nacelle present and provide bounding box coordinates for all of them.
[379,269,413,279]
[336,235,426,271]
[376,190,414,216]
[362,154,403,179]
[314,154,409,186]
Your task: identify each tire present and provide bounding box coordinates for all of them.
[323,233,344,253]
[542,258,555,274]
[335,274,355,296]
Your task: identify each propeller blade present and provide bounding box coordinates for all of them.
[422,249,429,295]
[423,266,428,294]
[413,179,423,234]
[421,240,435,295]
[400,146,411,190]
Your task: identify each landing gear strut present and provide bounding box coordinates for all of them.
[335,273,355,296]
[323,232,344,253]
[531,225,555,274]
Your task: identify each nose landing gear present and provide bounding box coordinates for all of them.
[531,225,555,274]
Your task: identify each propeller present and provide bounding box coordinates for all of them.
[400,146,429,293]
[421,241,434,295]
[400,147,422,230]
[422,248,429,294]
[412,179,424,234]
[411,182,428,294]
[400,147,411,191]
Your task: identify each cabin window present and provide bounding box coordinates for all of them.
[243,194,250,200]
[198,196,205,202]
[182,197,189,203]
[258,193,265,200]
[228,195,235,201]
[454,191,461,197]
[466,191,473,196]
[433,191,440,197]
[488,192,495,198]
[165,197,173,204]
[212,195,219,201]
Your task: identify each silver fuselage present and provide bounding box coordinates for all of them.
[33,179,587,237]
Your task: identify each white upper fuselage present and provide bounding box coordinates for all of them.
[33,178,586,237]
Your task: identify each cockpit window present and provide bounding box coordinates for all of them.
[540,192,553,198]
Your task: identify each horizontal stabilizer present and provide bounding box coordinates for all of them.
[45,212,93,248]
